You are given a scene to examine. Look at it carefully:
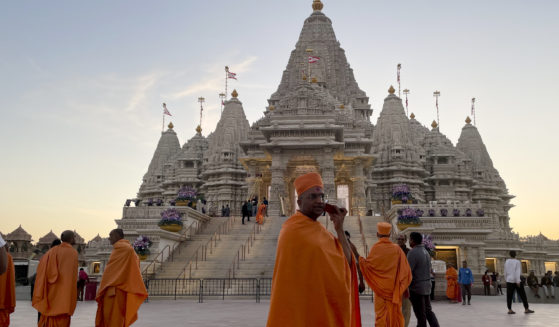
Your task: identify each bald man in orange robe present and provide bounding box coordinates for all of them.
[267,172,361,327]
[255,203,266,225]
[355,222,412,327]
[32,230,78,327]
[0,246,15,327]
[95,228,148,327]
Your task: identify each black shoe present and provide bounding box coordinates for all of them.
[468,302,471,305]
[524,309,534,314]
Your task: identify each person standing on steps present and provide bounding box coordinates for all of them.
[458,261,473,305]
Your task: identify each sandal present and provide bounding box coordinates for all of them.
[508,310,516,314]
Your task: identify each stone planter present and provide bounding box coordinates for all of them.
[397,223,422,231]
[137,253,148,261]
[159,224,183,233]
[175,200,189,206]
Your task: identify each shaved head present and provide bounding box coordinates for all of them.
[109,229,124,245]
[61,230,75,244]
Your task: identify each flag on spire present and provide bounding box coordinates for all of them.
[162,103,172,116]
[308,56,320,63]
[227,72,237,80]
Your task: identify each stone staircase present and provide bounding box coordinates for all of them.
[151,217,233,279]
[150,214,385,281]
[233,216,287,278]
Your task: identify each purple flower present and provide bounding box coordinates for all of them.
[465,208,472,217]
[476,209,485,217]
[159,208,183,226]
[440,208,448,217]
[428,209,435,217]
[453,209,460,217]
[177,186,197,200]
[133,235,152,255]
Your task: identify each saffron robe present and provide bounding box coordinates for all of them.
[0,254,15,327]
[255,204,266,225]
[32,243,78,327]
[359,238,412,327]
[95,239,148,327]
[446,267,461,302]
[267,211,361,327]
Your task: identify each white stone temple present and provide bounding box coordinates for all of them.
[112,0,558,282]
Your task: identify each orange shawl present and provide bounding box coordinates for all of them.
[0,253,15,314]
[359,238,412,327]
[267,212,361,327]
[32,242,78,317]
[446,267,460,300]
[255,204,266,224]
[95,239,148,327]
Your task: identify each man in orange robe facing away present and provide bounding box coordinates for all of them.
[0,244,15,327]
[445,264,460,303]
[255,203,266,225]
[95,228,148,327]
[355,222,412,327]
[32,230,78,327]
[267,172,361,327]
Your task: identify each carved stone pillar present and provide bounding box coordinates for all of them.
[320,149,337,205]
[246,162,257,200]
[269,149,285,217]
[351,159,367,215]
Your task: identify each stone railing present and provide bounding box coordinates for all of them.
[122,206,211,222]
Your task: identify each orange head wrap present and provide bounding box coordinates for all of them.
[377,222,392,235]
[294,172,323,196]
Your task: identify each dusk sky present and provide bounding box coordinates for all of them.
[1,0,558,241]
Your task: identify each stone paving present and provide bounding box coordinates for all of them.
[11,295,559,326]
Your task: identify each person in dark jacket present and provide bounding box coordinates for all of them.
[241,201,250,224]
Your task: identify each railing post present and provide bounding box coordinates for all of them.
[199,279,204,303]
[174,278,178,300]
[222,279,226,300]
[256,279,260,303]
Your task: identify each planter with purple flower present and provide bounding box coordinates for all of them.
[422,234,436,257]
[476,209,485,217]
[440,208,448,217]
[452,208,460,217]
[133,235,152,261]
[391,184,415,204]
[176,186,197,206]
[397,207,423,231]
[158,208,183,232]
[465,208,472,217]
[428,209,436,217]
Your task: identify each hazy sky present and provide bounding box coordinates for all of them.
[1,0,558,242]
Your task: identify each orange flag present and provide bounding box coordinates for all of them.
[32,242,78,326]
[0,253,15,326]
[95,239,148,327]
[267,212,361,327]
[359,238,412,327]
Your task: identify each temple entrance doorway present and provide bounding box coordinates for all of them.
[285,156,320,216]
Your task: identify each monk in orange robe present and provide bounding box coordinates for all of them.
[267,172,361,327]
[445,264,461,303]
[0,247,15,327]
[255,203,266,225]
[356,222,412,327]
[95,228,148,327]
[32,230,78,327]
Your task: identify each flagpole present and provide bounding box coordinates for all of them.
[219,92,226,115]
[433,91,441,127]
[397,63,401,98]
[471,98,476,126]
[403,89,410,117]
[225,66,229,99]
[306,49,313,80]
[198,97,205,131]
[162,103,165,132]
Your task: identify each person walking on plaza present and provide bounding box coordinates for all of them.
[458,261,473,305]
[397,233,412,327]
[33,230,79,327]
[504,250,534,314]
[482,271,491,296]
[241,201,250,225]
[496,272,504,295]
[77,268,89,301]
[445,264,461,303]
[541,271,555,299]
[527,271,541,298]
[554,271,559,288]
[357,223,412,327]
[0,243,15,327]
[95,229,148,327]
[267,172,361,327]
[408,232,440,327]
[246,201,252,220]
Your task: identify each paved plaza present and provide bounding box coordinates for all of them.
[10,296,558,326]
